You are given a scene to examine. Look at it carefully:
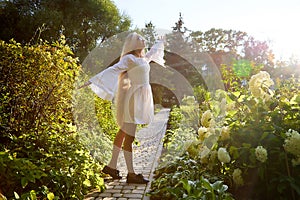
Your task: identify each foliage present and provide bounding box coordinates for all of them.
[149,152,233,200]
[72,80,117,164]
[141,22,158,47]
[190,28,275,70]
[0,0,131,60]
[0,39,105,199]
[150,57,300,199]
[163,95,200,150]
[94,98,119,140]
[163,106,183,146]
[193,85,208,104]
[221,59,262,91]
[149,96,234,199]
[195,67,300,199]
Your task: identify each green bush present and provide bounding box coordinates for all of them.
[150,63,300,199]
[163,106,183,146]
[94,97,119,140]
[150,95,234,199]
[0,38,105,199]
[72,71,119,164]
[196,70,300,199]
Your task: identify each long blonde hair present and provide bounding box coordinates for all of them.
[116,32,146,127]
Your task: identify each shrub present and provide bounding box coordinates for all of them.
[0,38,105,199]
[150,94,234,199]
[196,71,300,199]
[150,65,300,199]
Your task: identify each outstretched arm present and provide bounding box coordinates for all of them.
[145,38,165,67]
[77,81,91,89]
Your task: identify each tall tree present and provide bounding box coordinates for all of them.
[167,12,191,55]
[0,0,131,60]
[141,21,158,47]
[190,28,275,70]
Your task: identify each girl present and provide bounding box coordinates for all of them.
[79,32,165,184]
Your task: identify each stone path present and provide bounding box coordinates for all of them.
[84,108,170,200]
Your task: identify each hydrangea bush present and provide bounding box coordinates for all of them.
[197,71,300,199]
[150,68,300,199]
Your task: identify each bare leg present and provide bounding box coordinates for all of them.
[123,134,135,173]
[122,123,136,174]
[122,123,149,184]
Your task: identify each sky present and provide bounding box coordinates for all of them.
[113,0,300,60]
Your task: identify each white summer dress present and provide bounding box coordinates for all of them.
[89,40,165,127]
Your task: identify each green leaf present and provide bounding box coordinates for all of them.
[21,177,28,188]
[30,190,37,200]
[290,94,300,104]
[232,91,241,98]
[260,132,269,141]
[242,143,251,148]
[180,179,191,194]
[229,146,240,159]
[47,192,55,200]
[83,179,91,187]
[201,177,213,191]
[212,181,228,193]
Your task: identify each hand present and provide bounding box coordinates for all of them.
[157,35,166,44]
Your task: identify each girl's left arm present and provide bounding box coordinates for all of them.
[145,39,165,67]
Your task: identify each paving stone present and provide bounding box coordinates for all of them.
[122,185,136,190]
[112,193,123,198]
[104,189,122,193]
[98,193,112,197]
[121,189,133,194]
[84,197,95,200]
[132,189,145,194]
[102,197,116,200]
[85,191,101,198]
[113,185,124,190]
[123,193,143,198]
[136,186,146,190]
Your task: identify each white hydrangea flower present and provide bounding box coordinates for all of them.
[201,110,213,128]
[198,126,208,141]
[198,126,217,144]
[232,168,244,186]
[199,145,211,164]
[255,146,268,163]
[284,129,300,166]
[217,147,231,163]
[184,96,197,105]
[220,126,230,141]
[248,71,274,100]
[292,157,300,166]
